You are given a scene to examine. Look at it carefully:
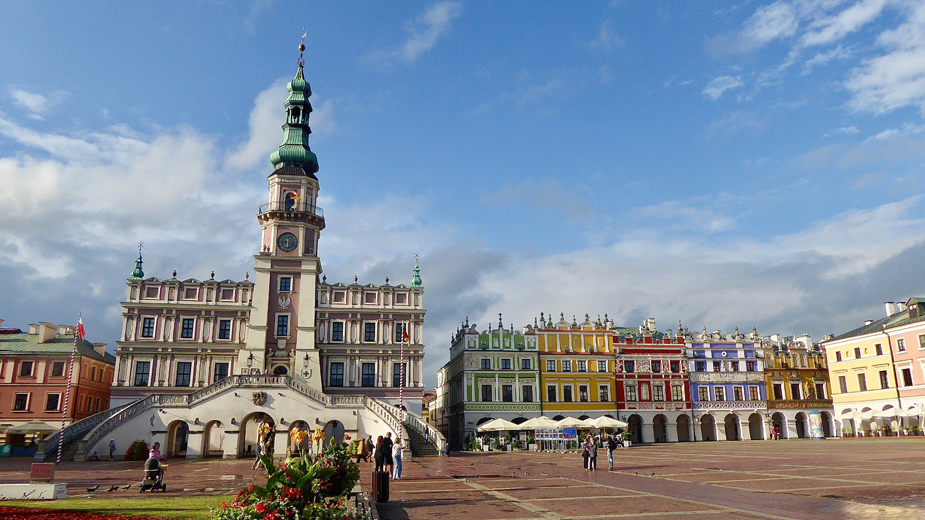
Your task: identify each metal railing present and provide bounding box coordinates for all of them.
[83,394,171,455]
[257,201,323,218]
[362,396,446,453]
[36,402,134,460]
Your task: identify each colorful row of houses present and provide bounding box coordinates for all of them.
[433,314,836,448]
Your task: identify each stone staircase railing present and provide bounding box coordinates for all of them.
[77,393,175,461]
[361,397,445,454]
[403,412,446,453]
[35,401,134,461]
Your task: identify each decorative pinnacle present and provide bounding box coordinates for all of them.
[299,29,307,66]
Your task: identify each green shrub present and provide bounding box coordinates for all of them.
[124,440,149,461]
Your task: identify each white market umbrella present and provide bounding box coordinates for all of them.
[555,417,588,429]
[589,416,628,429]
[519,416,558,430]
[477,418,519,432]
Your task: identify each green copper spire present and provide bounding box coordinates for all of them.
[411,257,422,288]
[269,46,319,176]
[129,254,144,281]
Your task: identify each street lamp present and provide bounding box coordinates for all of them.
[247,352,254,367]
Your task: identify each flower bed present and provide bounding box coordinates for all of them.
[0,507,166,520]
[211,432,368,520]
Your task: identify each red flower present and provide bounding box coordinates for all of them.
[256,503,266,514]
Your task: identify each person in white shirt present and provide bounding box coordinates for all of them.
[392,439,405,480]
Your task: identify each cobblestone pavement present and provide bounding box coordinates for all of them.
[2,438,925,519]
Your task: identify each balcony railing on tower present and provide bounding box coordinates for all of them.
[258,201,324,218]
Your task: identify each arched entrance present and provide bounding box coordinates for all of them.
[700,414,716,441]
[676,414,691,442]
[748,413,764,440]
[201,420,225,458]
[795,412,808,439]
[323,420,345,446]
[820,412,833,437]
[772,412,788,439]
[627,414,643,444]
[551,415,565,421]
[511,417,528,425]
[653,414,668,443]
[238,412,275,458]
[288,420,310,456]
[724,414,740,441]
[273,365,288,376]
[166,420,189,458]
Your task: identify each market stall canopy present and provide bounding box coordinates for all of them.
[589,416,628,429]
[872,409,900,418]
[519,416,558,430]
[555,417,591,428]
[476,418,519,432]
[6,421,58,435]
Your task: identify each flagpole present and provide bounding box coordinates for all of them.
[58,314,82,464]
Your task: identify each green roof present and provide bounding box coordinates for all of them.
[269,64,319,175]
[0,332,115,364]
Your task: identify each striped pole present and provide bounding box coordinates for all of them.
[398,325,405,443]
[57,315,82,464]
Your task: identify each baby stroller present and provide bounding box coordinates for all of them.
[139,457,167,492]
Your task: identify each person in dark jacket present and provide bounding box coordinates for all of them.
[605,433,617,470]
[373,436,386,472]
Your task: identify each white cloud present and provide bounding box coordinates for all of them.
[703,75,744,100]
[743,1,799,46]
[8,88,70,120]
[637,201,737,233]
[801,43,854,75]
[369,1,463,66]
[481,180,592,221]
[588,20,625,51]
[801,0,888,47]
[822,125,860,137]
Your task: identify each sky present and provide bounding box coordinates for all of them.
[2,1,925,389]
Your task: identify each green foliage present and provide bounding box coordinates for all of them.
[512,438,522,450]
[124,440,149,461]
[526,434,535,445]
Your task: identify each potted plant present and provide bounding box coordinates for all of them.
[527,434,537,451]
[481,436,490,452]
[491,439,501,451]
[512,438,522,450]
[503,434,513,451]
[622,430,632,447]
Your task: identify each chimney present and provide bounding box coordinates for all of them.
[37,322,57,343]
[28,324,39,335]
[885,302,895,316]
[864,320,873,326]
[898,302,908,312]
[93,343,107,357]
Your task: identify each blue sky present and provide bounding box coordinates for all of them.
[2,1,925,388]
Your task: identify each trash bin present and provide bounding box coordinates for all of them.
[371,470,389,503]
[0,445,11,457]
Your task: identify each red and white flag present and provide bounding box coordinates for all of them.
[402,326,409,344]
[76,314,85,340]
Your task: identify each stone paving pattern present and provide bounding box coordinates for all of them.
[1,439,925,519]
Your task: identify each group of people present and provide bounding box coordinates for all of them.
[356,432,405,480]
[581,432,624,471]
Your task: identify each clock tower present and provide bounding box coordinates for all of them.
[240,45,324,388]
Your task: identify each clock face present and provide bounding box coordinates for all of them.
[277,232,298,252]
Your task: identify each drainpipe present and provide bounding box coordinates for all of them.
[882,326,902,411]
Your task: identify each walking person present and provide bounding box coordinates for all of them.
[392,438,405,480]
[109,439,116,461]
[605,433,617,470]
[585,434,597,471]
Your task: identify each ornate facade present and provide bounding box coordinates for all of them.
[761,334,834,439]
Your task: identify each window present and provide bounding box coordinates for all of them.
[857,373,867,391]
[13,393,28,411]
[364,323,376,342]
[330,363,344,387]
[919,334,925,349]
[653,385,665,402]
[218,320,231,340]
[547,385,557,402]
[624,360,635,373]
[698,387,709,401]
[746,361,755,372]
[897,339,906,352]
[773,383,784,400]
[522,359,531,370]
[713,361,721,372]
[598,360,607,372]
[651,361,661,373]
[481,359,491,370]
[835,351,842,362]
[733,386,743,401]
[394,324,404,343]
[141,317,155,338]
[175,362,192,387]
[502,385,513,402]
[562,385,573,402]
[599,385,610,402]
[748,386,759,401]
[625,384,637,401]
[501,359,511,370]
[361,363,376,387]
[790,382,801,399]
[814,383,825,399]
[730,362,739,372]
[181,318,195,339]
[277,315,289,337]
[213,363,229,383]
[51,361,65,377]
[331,322,344,342]
[577,360,586,372]
[481,385,493,402]
[902,368,913,387]
[879,370,889,389]
[392,363,406,387]
[670,361,680,373]
[523,385,534,403]
[838,375,848,393]
[640,383,650,400]
[19,361,33,377]
[279,276,292,292]
[561,360,571,372]
[695,361,705,372]
[671,385,683,401]
[91,366,96,380]
[579,385,589,402]
[45,393,60,411]
[546,360,556,372]
[875,343,883,356]
[715,387,726,401]
[133,362,150,387]
[854,347,861,359]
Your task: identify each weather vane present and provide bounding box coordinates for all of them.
[138,241,144,255]
[299,28,306,67]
